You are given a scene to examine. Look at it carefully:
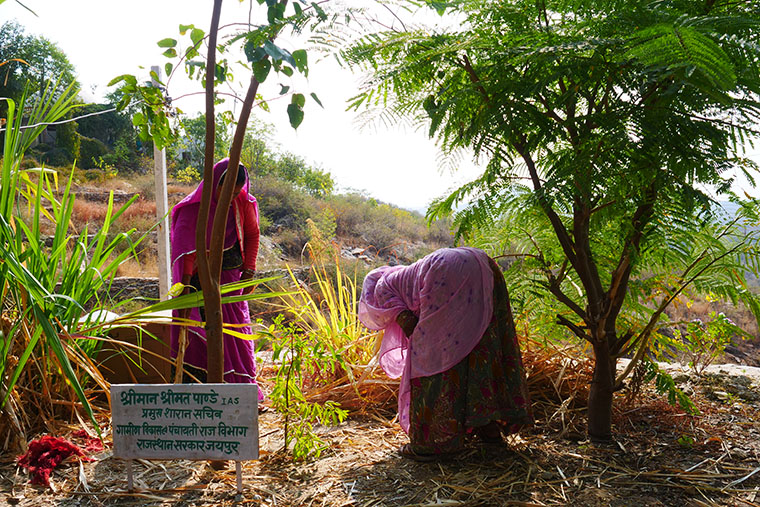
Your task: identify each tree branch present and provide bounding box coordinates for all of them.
[615,242,743,386]
[572,198,605,312]
[460,53,490,102]
[522,227,588,322]
[603,182,658,332]
[557,314,591,342]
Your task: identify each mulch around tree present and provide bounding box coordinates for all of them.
[2,365,759,506]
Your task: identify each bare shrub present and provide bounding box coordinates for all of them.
[72,198,108,228]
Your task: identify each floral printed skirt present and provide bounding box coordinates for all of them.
[407,258,532,454]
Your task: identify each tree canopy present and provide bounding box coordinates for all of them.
[0,20,78,108]
[344,0,760,438]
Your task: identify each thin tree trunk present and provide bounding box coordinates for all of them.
[199,0,225,472]
[587,338,615,440]
[199,0,225,385]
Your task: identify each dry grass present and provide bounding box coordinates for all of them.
[3,352,760,506]
[71,198,157,233]
[116,253,158,278]
[71,199,108,228]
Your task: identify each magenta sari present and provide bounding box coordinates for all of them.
[170,158,263,397]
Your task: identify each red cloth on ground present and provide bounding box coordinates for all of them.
[17,435,93,486]
[71,429,104,453]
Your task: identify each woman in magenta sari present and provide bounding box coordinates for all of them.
[170,158,263,398]
[359,247,532,460]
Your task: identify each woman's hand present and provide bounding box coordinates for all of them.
[396,310,419,338]
[240,268,255,295]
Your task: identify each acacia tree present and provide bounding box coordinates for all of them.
[344,0,760,439]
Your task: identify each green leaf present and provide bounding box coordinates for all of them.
[190,28,205,47]
[310,92,323,108]
[157,38,177,48]
[179,23,194,35]
[311,2,327,21]
[131,112,146,126]
[264,41,295,67]
[108,74,137,87]
[287,103,304,129]
[280,66,294,77]
[215,63,227,82]
[626,25,736,90]
[116,95,132,112]
[164,62,174,78]
[431,2,449,15]
[149,70,163,85]
[163,48,177,58]
[279,84,291,95]
[252,59,272,83]
[292,93,306,108]
[267,2,287,24]
[292,49,308,73]
[244,42,268,63]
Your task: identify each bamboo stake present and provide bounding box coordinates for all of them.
[173,325,187,384]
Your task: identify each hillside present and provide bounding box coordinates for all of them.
[57,173,454,279]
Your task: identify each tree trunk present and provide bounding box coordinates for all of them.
[200,0,225,472]
[587,339,615,440]
[200,0,224,385]
[205,285,224,383]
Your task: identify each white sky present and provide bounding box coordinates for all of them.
[2,0,758,208]
[1,0,484,212]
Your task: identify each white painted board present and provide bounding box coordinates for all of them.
[111,384,258,460]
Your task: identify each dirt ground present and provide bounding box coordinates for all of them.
[1,368,760,506]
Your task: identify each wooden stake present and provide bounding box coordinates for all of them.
[126,459,134,492]
[150,66,171,302]
[173,325,187,384]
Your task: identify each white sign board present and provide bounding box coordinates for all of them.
[111,384,258,461]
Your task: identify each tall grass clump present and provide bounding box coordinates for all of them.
[0,82,152,450]
[262,221,396,459]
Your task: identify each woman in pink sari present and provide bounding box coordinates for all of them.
[170,158,263,399]
[359,247,532,460]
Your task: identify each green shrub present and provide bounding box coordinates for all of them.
[81,169,106,182]
[175,165,201,183]
[252,175,316,233]
[38,147,71,167]
[79,136,109,169]
[102,134,140,171]
[274,228,310,258]
[20,156,40,169]
[56,119,80,162]
[425,218,455,246]
[258,214,273,234]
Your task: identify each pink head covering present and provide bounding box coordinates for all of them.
[170,158,259,284]
[359,247,495,432]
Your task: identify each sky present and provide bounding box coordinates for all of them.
[1,0,484,212]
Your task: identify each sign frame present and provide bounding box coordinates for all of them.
[110,383,258,493]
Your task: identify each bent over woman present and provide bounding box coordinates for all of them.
[170,158,263,398]
[359,247,532,460]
